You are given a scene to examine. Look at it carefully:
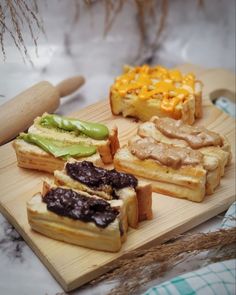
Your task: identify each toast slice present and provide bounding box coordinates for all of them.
[13,113,120,173]
[110,65,202,124]
[29,113,120,164]
[13,139,102,174]
[137,117,231,194]
[114,116,231,202]
[27,181,127,252]
[114,143,207,202]
[54,161,153,228]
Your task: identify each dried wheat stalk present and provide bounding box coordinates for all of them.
[1,1,204,64]
[0,0,43,62]
[1,0,169,62]
[88,227,236,294]
[76,0,169,62]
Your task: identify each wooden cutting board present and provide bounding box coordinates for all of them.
[0,64,235,292]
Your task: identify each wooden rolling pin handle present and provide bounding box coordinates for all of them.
[0,76,85,145]
[56,76,85,98]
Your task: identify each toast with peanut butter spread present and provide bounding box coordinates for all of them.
[114,117,231,202]
[13,113,120,173]
[27,180,128,252]
[54,161,153,228]
[110,65,202,125]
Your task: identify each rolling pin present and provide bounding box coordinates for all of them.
[0,76,85,145]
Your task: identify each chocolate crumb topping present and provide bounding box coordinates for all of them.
[66,161,138,190]
[43,187,119,228]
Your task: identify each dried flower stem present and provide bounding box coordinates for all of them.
[0,0,178,64]
[0,0,44,62]
[90,227,236,294]
[103,0,124,36]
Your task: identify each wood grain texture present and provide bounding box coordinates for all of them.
[0,76,85,145]
[0,65,235,292]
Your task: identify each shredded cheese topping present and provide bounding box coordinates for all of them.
[112,65,196,113]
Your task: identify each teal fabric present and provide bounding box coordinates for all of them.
[214,97,236,118]
[221,202,236,229]
[143,202,236,295]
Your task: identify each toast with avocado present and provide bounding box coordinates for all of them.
[13,113,120,173]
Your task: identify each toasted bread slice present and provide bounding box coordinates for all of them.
[13,139,102,174]
[27,194,124,252]
[114,146,207,202]
[110,65,202,124]
[54,162,153,227]
[42,179,128,239]
[27,181,128,252]
[30,114,120,164]
[137,118,231,195]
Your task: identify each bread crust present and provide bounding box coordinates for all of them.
[114,187,139,228]
[135,181,153,221]
[13,139,102,174]
[97,126,120,164]
[194,82,203,118]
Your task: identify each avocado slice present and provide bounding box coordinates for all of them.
[19,133,97,159]
[39,114,109,140]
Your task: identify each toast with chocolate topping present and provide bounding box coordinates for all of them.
[27,180,128,252]
[54,161,153,228]
[114,117,231,202]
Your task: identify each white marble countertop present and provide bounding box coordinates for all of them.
[0,1,235,294]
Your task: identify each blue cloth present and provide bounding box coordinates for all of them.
[214,97,236,118]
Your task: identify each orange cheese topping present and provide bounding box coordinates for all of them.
[112,65,196,113]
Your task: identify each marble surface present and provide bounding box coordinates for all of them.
[0,0,235,294]
[0,210,226,295]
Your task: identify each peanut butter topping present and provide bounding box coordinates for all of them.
[152,117,222,149]
[129,137,203,169]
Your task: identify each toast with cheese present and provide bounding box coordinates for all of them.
[27,180,127,252]
[110,65,202,124]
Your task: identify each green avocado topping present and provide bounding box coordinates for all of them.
[39,114,109,140]
[19,133,97,159]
